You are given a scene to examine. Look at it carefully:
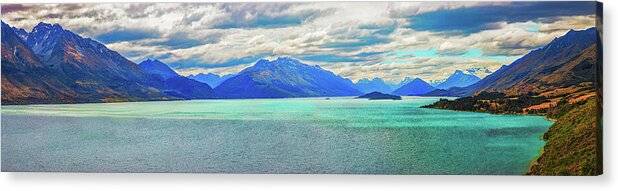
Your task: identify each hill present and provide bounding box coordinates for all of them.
[356,91,401,100]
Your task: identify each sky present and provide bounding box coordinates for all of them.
[0,1,599,83]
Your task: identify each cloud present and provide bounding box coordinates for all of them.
[406,1,597,34]
[0,2,599,83]
[209,3,334,29]
[167,53,269,70]
[321,36,391,51]
[300,54,368,63]
[95,28,159,43]
[176,63,252,77]
[1,4,32,14]
[155,31,222,49]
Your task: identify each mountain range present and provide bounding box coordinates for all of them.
[187,73,234,88]
[434,70,480,90]
[353,78,397,94]
[427,27,599,97]
[214,57,362,98]
[1,21,221,104]
[1,21,179,104]
[1,20,600,104]
[138,59,214,99]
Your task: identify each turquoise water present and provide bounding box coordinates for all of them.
[1,97,552,174]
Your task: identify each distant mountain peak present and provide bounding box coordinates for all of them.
[215,57,361,98]
[274,56,296,62]
[435,69,481,90]
[539,27,597,57]
[138,59,179,80]
[358,77,386,83]
[411,77,424,82]
[432,27,600,97]
[143,58,165,64]
[187,72,235,88]
[407,77,429,85]
[464,67,493,77]
[26,22,69,59]
[392,78,435,96]
[354,77,397,94]
[33,22,63,30]
[30,22,66,39]
[256,57,305,67]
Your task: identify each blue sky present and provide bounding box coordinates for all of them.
[0,1,599,82]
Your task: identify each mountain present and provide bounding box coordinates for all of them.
[435,70,481,90]
[2,21,183,104]
[187,73,234,88]
[26,22,176,102]
[428,27,599,97]
[138,59,179,80]
[482,28,600,95]
[139,59,214,99]
[429,79,445,87]
[214,57,362,98]
[1,21,79,104]
[397,77,415,88]
[11,26,29,41]
[392,78,436,96]
[354,78,396,93]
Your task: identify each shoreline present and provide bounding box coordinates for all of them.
[424,96,601,175]
[420,106,552,175]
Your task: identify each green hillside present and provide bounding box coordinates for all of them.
[528,98,602,175]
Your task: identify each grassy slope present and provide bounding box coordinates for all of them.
[423,94,602,175]
[528,98,602,175]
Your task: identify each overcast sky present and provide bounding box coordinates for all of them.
[1,1,598,83]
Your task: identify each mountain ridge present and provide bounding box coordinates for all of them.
[2,21,177,104]
[354,77,396,94]
[187,73,235,88]
[1,21,79,104]
[435,70,481,90]
[426,27,599,97]
[139,59,214,99]
[392,78,436,96]
[214,57,362,98]
[139,59,179,80]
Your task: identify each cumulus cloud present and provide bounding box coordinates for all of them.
[0,2,599,83]
[404,1,596,34]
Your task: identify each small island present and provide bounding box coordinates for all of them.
[356,91,402,100]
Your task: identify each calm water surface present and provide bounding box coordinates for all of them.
[1,97,552,174]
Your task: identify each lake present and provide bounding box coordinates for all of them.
[1,97,552,174]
